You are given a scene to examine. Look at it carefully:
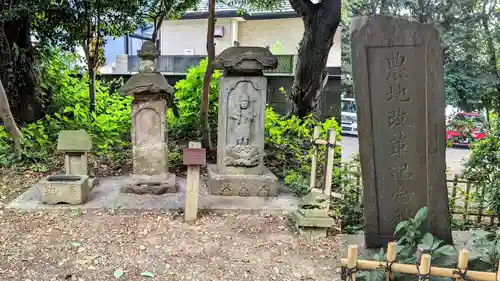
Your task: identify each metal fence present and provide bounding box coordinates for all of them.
[127,54,295,74]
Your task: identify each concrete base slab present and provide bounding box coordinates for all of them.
[7,175,298,214]
[207,164,279,197]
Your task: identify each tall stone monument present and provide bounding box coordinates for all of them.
[207,46,280,197]
[119,41,176,194]
[350,15,452,247]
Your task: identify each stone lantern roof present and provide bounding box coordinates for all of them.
[212,46,278,75]
[119,41,174,97]
[57,130,92,152]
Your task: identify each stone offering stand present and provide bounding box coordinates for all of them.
[38,129,96,205]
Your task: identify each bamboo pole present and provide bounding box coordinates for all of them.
[456,249,469,281]
[346,245,358,281]
[477,184,486,224]
[340,257,500,280]
[419,254,431,281]
[463,181,471,221]
[386,242,396,281]
[309,126,320,191]
[450,174,458,213]
[323,128,336,197]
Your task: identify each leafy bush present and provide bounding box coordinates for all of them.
[168,59,221,139]
[462,116,500,214]
[355,207,456,281]
[264,106,341,196]
[0,48,132,172]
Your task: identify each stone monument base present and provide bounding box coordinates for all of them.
[207,164,279,197]
[292,210,335,239]
[39,175,90,205]
[120,173,177,195]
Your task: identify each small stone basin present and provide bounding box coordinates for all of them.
[38,175,90,205]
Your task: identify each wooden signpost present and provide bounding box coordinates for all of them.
[183,142,206,222]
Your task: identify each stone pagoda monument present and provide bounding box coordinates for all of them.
[207,46,280,197]
[119,41,176,194]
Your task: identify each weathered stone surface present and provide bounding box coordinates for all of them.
[64,153,88,175]
[208,47,279,197]
[207,165,279,197]
[216,76,266,175]
[39,175,90,205]
[118,41,175,191]
[121,178,177,195]
[212,46,278,75]
[57,130,92,152]
[350,15,452,247]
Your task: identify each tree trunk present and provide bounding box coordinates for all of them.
[1,18,44,123]
[0,79,23,153]
[89,66,97,113]
[200,0,216,149]
[289,0,341,118]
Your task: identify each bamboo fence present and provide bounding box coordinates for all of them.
[341,242,500,281]
[347,167,498,225]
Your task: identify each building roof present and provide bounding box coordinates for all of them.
[181,0,298,20]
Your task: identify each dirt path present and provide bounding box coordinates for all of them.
[0,210,340,281]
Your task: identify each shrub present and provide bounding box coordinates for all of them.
[462,116,500,214]
[168,59,222,139]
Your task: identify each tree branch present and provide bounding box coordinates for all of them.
[289,0,315,17]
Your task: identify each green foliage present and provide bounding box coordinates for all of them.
[462,116,500,214]
[340,154,364,234]
[469,229,500,272]
[0,49,132,171]
[264,106,341,196]
[357,207,457,281]
[168,59,222,139]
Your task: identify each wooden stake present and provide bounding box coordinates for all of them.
[184,142,201,222]
[323,128,336,196]
[309,126,320,191]
[456,249,469,281]
[346,245,358,281]
[386,242,397,281]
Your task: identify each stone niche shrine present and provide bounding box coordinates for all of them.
[350,15,452,247]
[207,46,280,197]
[119,41,176,194]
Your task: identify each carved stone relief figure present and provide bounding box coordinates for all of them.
[225,82,259,167]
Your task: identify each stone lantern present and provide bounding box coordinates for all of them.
[119,41,176,194]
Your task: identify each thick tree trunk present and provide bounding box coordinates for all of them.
[0,18,44,123]
[0,79,23,153]
[200,0,216,150]
[289,0,341,118]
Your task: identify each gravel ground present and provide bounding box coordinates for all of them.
[0,210,340,281]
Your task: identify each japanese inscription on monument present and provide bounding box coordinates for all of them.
[351,15,452,247]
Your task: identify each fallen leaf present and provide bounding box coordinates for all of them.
[140,271,154,278]
[69,242,82,247]
[114,269,124,279]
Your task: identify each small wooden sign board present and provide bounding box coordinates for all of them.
[183,148,206,166]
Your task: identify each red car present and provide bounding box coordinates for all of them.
[445,112,488,147]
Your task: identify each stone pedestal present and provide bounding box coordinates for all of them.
[119,41,176,194]
[292,189,334,239]
[207,46,279,197]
